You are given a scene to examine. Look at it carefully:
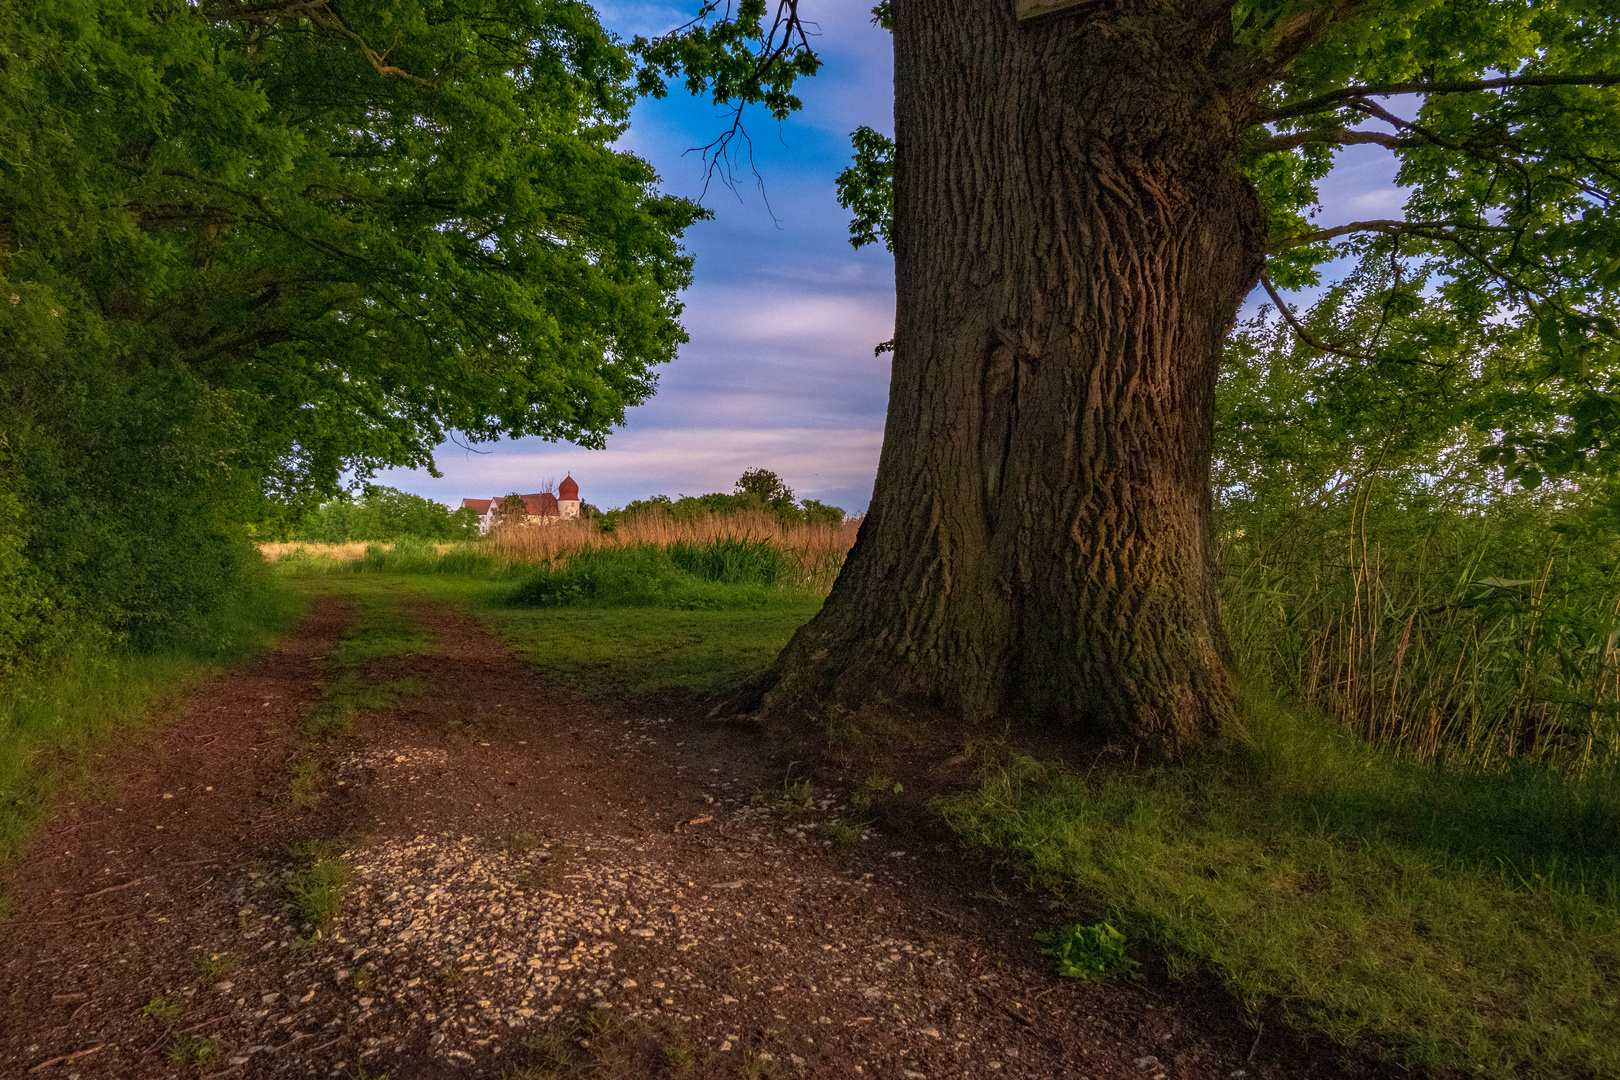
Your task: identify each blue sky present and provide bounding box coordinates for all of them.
[377,2,1404,515]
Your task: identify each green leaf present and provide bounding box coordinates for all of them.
[1034,922,1140,980]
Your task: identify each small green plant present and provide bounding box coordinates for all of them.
[192,951,236,981]
[819,820,860,847]
[738,1050,783,1078]
[1034,921,1140,981]
[582,1007,622,1040]
[663,1030,696,1072]
[286,834,349,863]
[498,1066,550,1080]
[848,771,895,815]
[436,960,465,988]
[753,768,814,820]
[166,1034,225,1067]
[141,994,183,1023]
[287,858,353,931]
[521,1026,574,1070]
[286,754,319,807]
[350,963,373,993]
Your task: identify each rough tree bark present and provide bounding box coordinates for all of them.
[760,0,1268,747]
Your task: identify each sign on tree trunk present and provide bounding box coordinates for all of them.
[1015,0,1089,19]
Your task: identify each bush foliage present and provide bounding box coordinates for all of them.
[295,487,479,544]
[598,469,846,531]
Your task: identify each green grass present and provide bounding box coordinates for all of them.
[941,692,1620,1077]
[287,856,354,932]
[141,994,183,1024]
[277,540,824,697]
[165,1033,226,1068]
[0,575,305,873]
[299,583,431,737]
[328,587,433,666]
[282,567,818,698]
[191,951,236,981]
[506,540,792,609]
[494,605,818,696]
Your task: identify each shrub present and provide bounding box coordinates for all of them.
[668,537,784,586]
[506,543,791,610]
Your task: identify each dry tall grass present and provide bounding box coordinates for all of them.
[489,511,860,592]
[259,541,376,562]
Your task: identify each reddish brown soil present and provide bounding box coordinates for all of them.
[0,590,1377,1080]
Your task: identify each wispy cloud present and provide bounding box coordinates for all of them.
[686,286,893,349]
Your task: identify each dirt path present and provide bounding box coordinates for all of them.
[1,589,1360,1080]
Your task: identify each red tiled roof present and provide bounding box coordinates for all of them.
[461,498,492,513]
[520,493,559,517]
[558,475,579,501]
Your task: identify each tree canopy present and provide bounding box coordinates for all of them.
[295,487,479,544]
[0,0,703,666]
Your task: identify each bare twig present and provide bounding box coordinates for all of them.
[28,1045,102,1072]
[81,878,144,899]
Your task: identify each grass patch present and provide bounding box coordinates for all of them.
[494,606,817,696]
[285,754,320,807]
[505,540,792,610]
[327,587,433,667]
[192,951,236,982]
[279,552,819,698]
[304,676,422,739]
[165,1033,226,1068]
[754,770,815,820]
[941,692,1620,1077]
[297,583,431,738]
[141,994,183,1024]
[511,1010,686,1078]
[287,856,354,932]
[0,575,305,874]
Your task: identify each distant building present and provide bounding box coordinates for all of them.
[461,476,582,535]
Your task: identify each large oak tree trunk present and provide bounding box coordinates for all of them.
[766,0,1267,746]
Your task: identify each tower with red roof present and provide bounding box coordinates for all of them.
[557,475,581,519]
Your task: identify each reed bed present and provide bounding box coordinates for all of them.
[1222,514,1620,775]
[262,513,861,595]
[487,511,860,594]
[259,541,376,562]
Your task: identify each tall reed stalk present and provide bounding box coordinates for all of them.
[1222,500,1620,774]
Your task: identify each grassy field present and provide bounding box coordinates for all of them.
[268,543,1620,1075]
[942,697,1620,1077]
[0,571,305,877]
[276,534,829,697]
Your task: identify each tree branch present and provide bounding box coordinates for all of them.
[1259,273,1377,361]
[1270,219,1516,251]
[200,1,431,85]
[1250,128,1410,154]
[1266,73,1620,123]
